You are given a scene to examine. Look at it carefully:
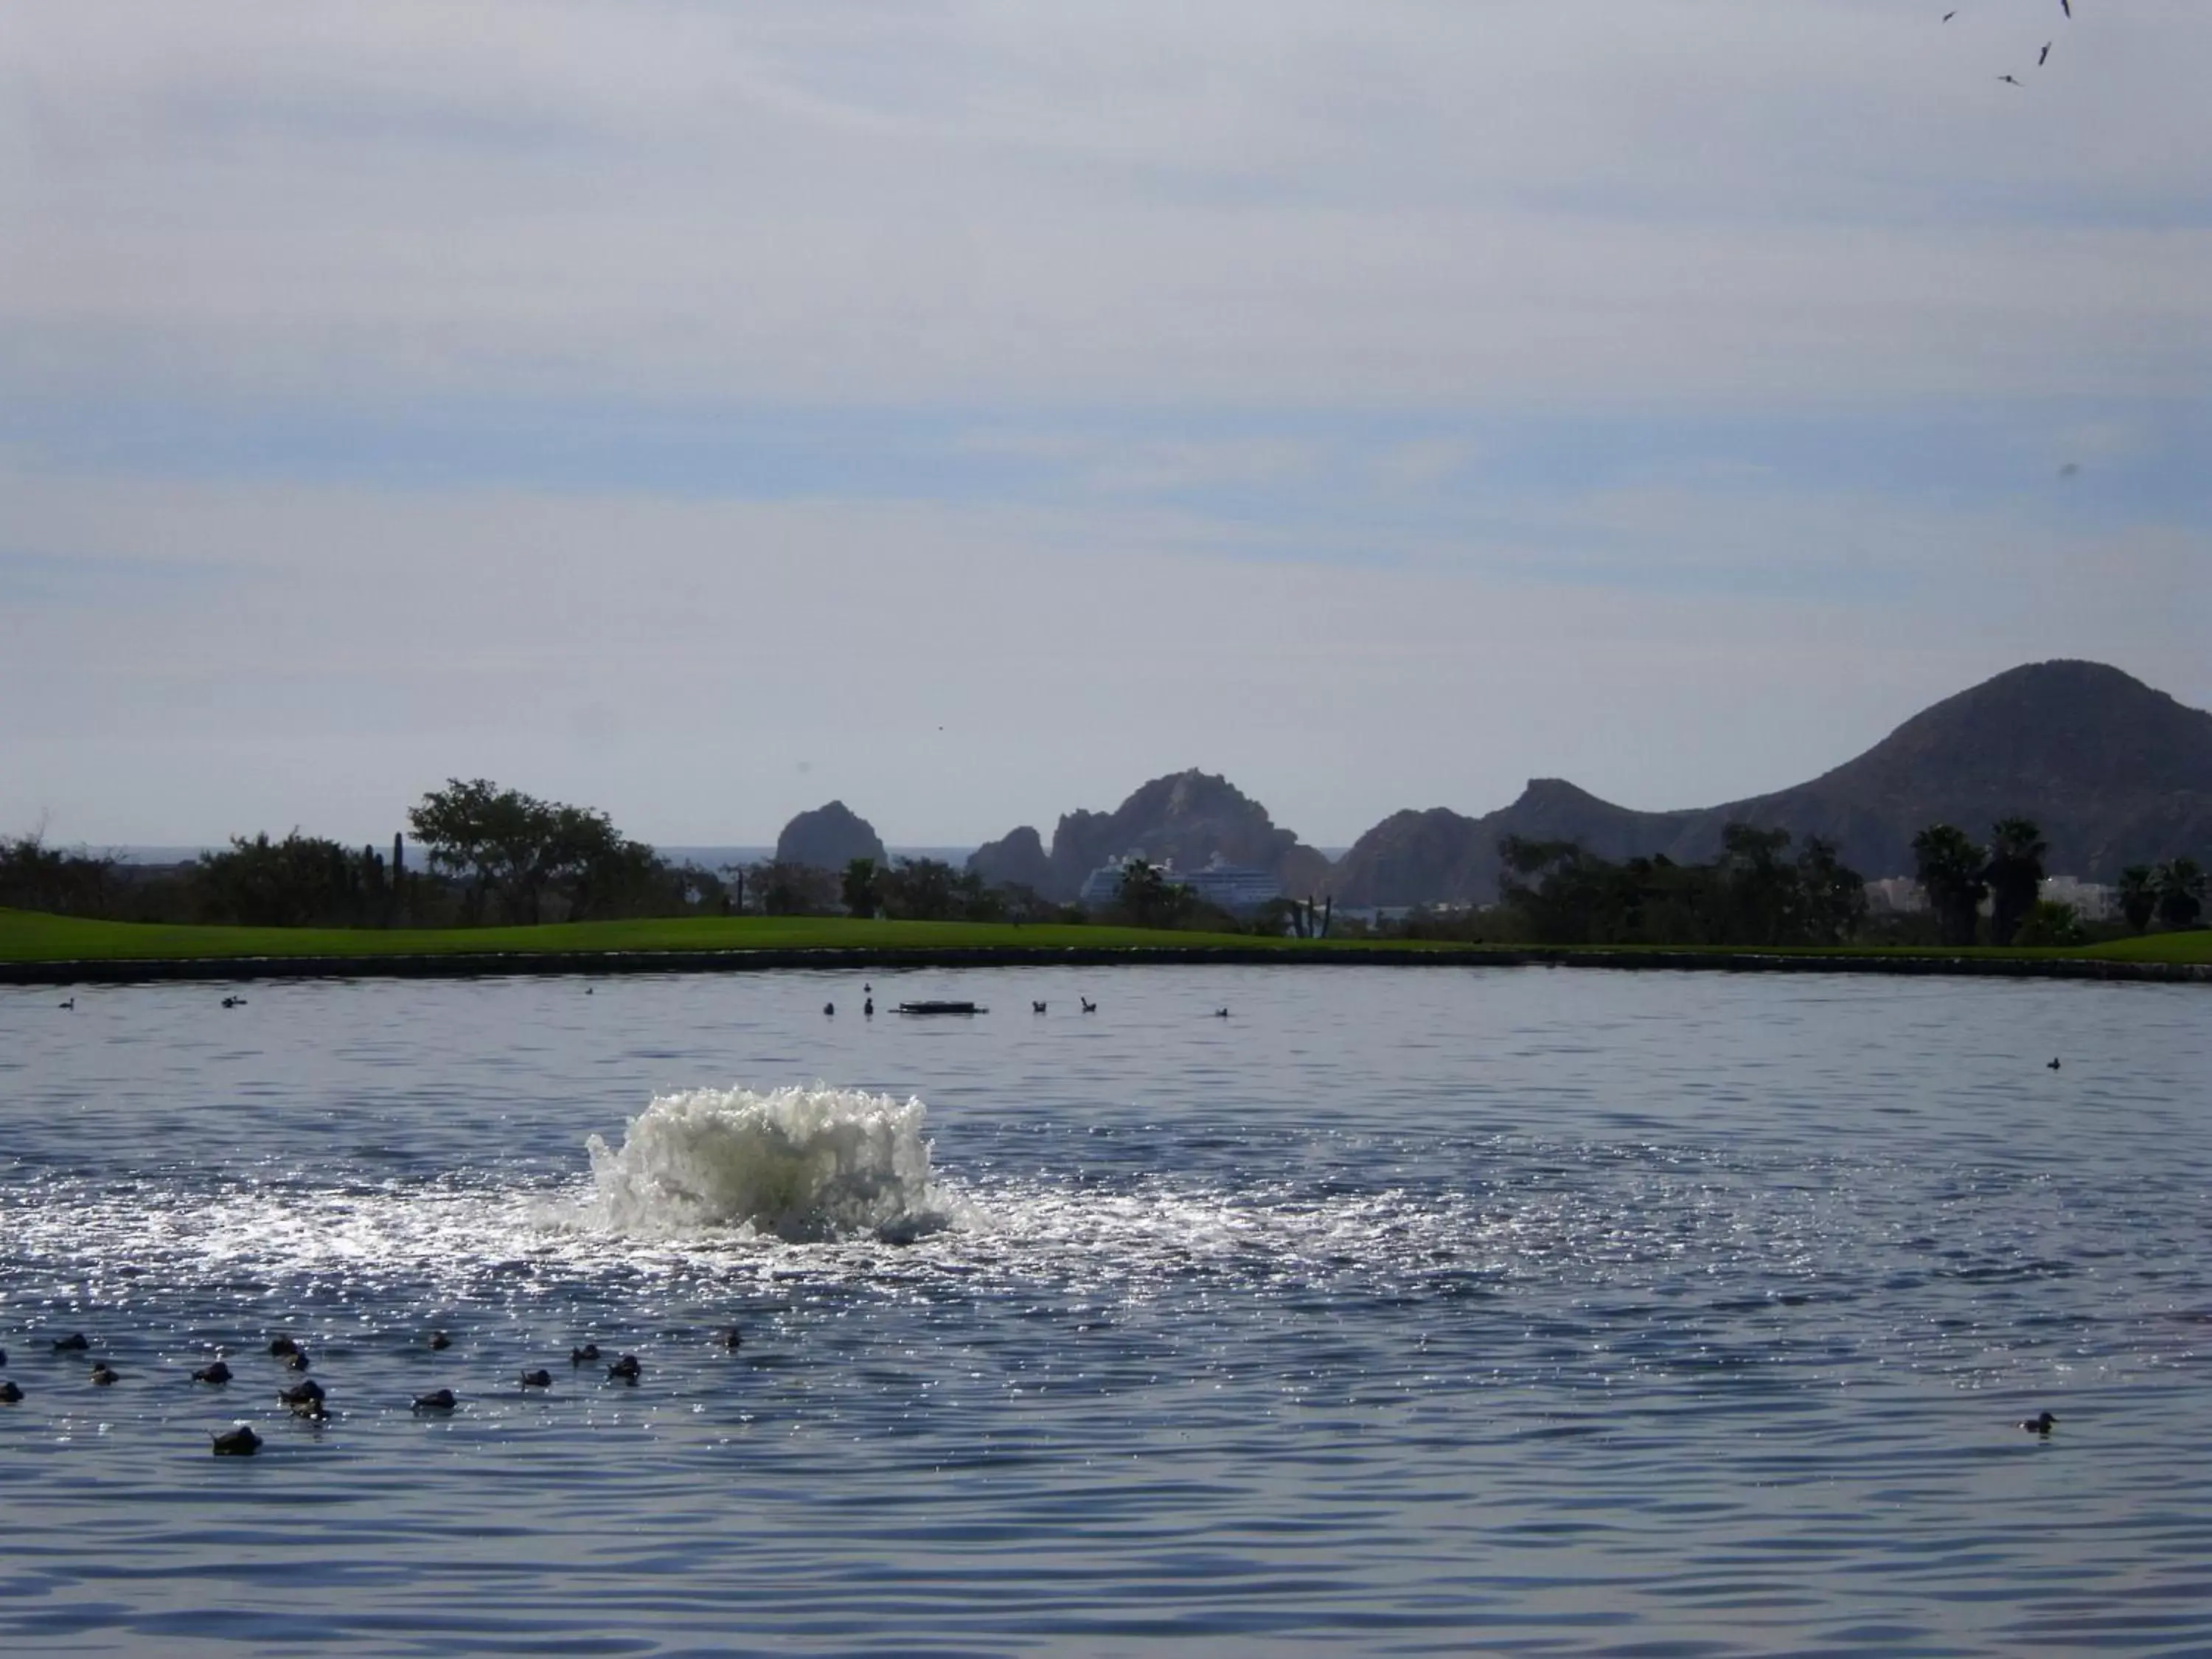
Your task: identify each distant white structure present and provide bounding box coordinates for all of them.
[1865,876,1927,914]
[1079,852,1283,915]
[2040,875,2115,922]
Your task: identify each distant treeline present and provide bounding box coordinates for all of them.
[5,787,2205,946]
[1373,816,2205,949]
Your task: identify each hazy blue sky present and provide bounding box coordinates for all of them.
[5,1,2208,849]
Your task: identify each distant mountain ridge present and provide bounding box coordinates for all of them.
[969,769,1334,902]
[1332,660,2212,905]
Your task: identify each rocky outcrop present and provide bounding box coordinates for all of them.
[1333,660,2212,905]
[773,801,886,872]
[967,824,1053,893]
[967,769,1335,902]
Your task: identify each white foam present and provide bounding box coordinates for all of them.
[584,1085,950,1242]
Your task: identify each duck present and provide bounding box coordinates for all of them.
[0,1345,8,1366]
[824,1001,835,1017]
[428,1330,451,1351]
[58,997,75,1011]
[282,1349,311,1372]
[2018,1411,2058,1434]
[192,1360,233,1385]
[287,1394,330,1422]
[52,1332,90,1353]
[2047,1058,2062,1071]
[1080,997,1096,1014]
[412,1388,457,1413]
[89,1363,120,1386]
[1032,1001,1047,1014]
[222,995,246,1009]
[569,1343,601,1366]
[863,998,874,1016]
[211,1425,262,1456]
[267,1335,301,1358]
[277,1379,324,1407]
[717,1326,742,1352]
[0,1380,23,1404]
[606,1354,642,1382]
[1214,1006,1229,1018]
[519,1369,553,1389]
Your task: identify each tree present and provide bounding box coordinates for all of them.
[2011,899,2087,948]
[1912,823,1987,947]
[193,832,375,928]
[1111,858,1198,930]
[1983,815,2048,947]
[1794,835,1868,947]
[408,779,646,924]
[2155,858,2207,931]
[841,858,883,919]
[0,832,115,917]
[2117,865,2158,932]
[1717,823,1797,945]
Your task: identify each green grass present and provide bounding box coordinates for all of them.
[3,907,2205,967]
[2076,928,2212,964]
[0,908,1298,962]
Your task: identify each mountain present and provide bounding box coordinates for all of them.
[968,769,1334,902]
[1332,661,2212,905]
[773,801,886,872]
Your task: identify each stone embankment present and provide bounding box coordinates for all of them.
[5,946,2206,987]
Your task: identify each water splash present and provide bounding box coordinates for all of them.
[584,1085,949,1242]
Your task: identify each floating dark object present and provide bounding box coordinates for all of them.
[717,1326,742,1352]
[268,1336,301,1358]
[278,1379,324,1406]
[0,1380,23,1404]
[413,1388,456,1413]
[428,1330,451,1351]
[570,1343,600,1365]
[222,995,246,1008]
[193,1360,233,1385]
[284,1349,311,1372]
[288,1395,329,1421]
[1032,1001,1047,1014]
[824,1001,835,1017]
[1214,1007,1229,1018]
[90,1364,119,1386]
[212,1425,262,1456]
[2019,1411,2058,1434]
[58,997,74,1010]
[863,998,874,1016]
[1080,998,1096,1014]
[52,1333,89,1353]
[0,1346,7,1367]
[607,1354,641,1382]
[520,1369,553,1389]
[897,1001,985,1015]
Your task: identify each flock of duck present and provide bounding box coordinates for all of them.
[0,1334,2063,1450]
[0,1324,743,1455]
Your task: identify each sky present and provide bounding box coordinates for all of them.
[4,0,2208,852]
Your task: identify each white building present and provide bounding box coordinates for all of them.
[2040,875,2115,922]
[1865,876,1927,914]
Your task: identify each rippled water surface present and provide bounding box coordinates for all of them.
[4,967,2211,1655]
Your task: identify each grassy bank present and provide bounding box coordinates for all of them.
[0,908,1301,963]
[4,906,2209,970]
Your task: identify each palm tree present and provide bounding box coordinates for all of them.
[1912,823,1987,947]
[1984,816,2048,947]
[2117,865,2157,933]
[2155,858,2207,931]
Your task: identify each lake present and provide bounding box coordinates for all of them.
[4,967,2209,1655]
